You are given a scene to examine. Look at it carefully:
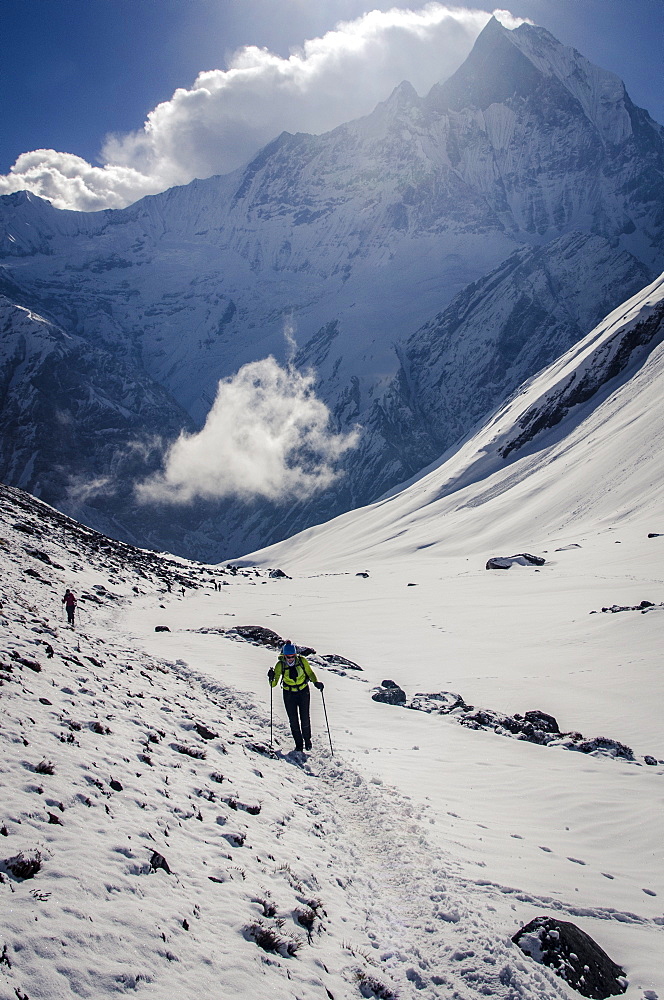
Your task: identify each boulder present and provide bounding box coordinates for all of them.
[269,568,290,579]
[154,625,170,632]
[372,680,406,705]
[230,626,283,648]
[523,710,559,733]
[486,553,545,569]
[513,916,627,999]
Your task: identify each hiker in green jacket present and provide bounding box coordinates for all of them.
[268,640,323,752]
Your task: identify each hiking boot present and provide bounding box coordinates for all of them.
[304,740,312,751]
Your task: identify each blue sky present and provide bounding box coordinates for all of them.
[1,0,662,210]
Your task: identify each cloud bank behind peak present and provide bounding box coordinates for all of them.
[0,5,501,212]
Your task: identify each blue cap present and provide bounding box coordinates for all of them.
[282,641,297,656]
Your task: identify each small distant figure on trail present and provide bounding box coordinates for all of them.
[268,640,324,753]
[180,586,185,597]
[62,589,77,626]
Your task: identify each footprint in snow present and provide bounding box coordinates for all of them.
[539,846,553,853]
[642,888,657,896]
[567,857,586,865]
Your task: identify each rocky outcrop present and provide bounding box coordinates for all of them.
[513,916,627,999]
[385,686,660,764]
[486,553,545,569]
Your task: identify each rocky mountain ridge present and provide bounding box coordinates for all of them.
[1,16,663,559]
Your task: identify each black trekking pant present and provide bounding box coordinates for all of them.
[283,686,311,750]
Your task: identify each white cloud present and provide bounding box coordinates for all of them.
[136,357,359,504]
[0,4,515,212]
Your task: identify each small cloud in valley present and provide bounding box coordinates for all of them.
[0,4,513,211]
[136,358,359,505]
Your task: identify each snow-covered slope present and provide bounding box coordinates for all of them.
[2,262,663,1000]
[1,17,663,559]
[244,271,664,573]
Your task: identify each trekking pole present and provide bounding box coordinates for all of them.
[269,684,273,748]
[320,690,334,757]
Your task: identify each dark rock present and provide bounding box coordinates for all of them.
[109,779,123,791]
[644,755,658,766]
[486,553,546,570]
[195,722,218,740]
[574,737,634,760]
[4,851,42,880]
[372,681,406,705]
[321,654,362,670]
[647,532,662,538]
[149,850,171,874]
[513,916,627,999]
[268,568,290,579]
[231,626,283,648]
[523,710,559,733]
[154,625,171,632]
[356,572,370,578]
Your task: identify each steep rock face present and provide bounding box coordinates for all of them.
[0,296,198,548]
[0,17,663,558]
[279,232,650,528]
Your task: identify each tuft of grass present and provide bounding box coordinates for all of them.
[245,920,302,956]
[252,896,277,918]
[355,969,399,999]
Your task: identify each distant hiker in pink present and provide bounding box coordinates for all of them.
[62,589,77,626]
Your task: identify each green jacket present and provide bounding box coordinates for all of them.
[271,654,318,691]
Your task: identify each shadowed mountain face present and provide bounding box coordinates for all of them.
[0,17,662,560]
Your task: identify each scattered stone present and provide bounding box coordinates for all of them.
[591,600,662,615]
[154,625,171,632]
[644,756,658,766]
[356,571,370,578]
[486,553,545,570]
[195,722,218,741]
[397,690,654,763]
[149,850,172,874]
[647,532,662,538]
[513,915,627,999]
[268,568,290,579]
[109,779,123,791]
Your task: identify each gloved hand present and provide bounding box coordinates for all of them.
[314,681,324,691]
[267,668,275,682]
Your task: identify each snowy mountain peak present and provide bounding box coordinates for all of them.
[427,13,649,148]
